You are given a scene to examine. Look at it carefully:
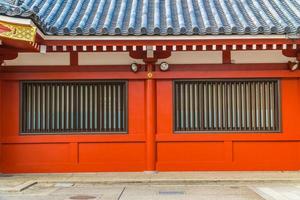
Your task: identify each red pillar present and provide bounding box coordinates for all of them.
[145,63,157,171]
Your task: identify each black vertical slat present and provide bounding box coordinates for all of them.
[64,84,68,130]
[22,83,27,132]
[194,83,198,130]
[49,83,53,131]
[198,82,204,130]
[217,83,222,130]
[79,84,83,131]
[181,82,185,130]
[241,82,246,130]
[28,84,31,132]
[121,83,125,131]
[274,81,279,131]
[208,83,212,129]
[31,84,36,132]
[180,83,184,130]
[70,84,74,131]
[59,84,63,131]
[55,84,59,131]
[184,83,189,130]
[103,84,107,131]
[45,84,49,131]
[251,82,256,130]
[61,84,64,131]
[260,82,265,130]
[175,83,179,131]
[236,82,241,130]
[92,84,96,131]
[266,82,270,130]
[86,84,89,131]
[213,83,218,130]
[232,82,236,130]
[52,84,56,132]
[203,82,207,129]
[100,84,104,131]
[36,84,40,131]
[97,85,102,132]
[84,84,88,131]
[246,82,251,130]
[118,83,122,132]
[41,85,45,131]
[256,82,261,130]
[108,84,112,131]
[112,84,116,131]
[118,84,122,131]
[270,81,275,130]
[116,84,120,131]
[227,82,232,130]
[223,83,227,130]
[74,84,78,131]
[189,83,194,130]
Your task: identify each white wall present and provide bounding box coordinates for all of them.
[3,50,295,66]
[78,52,143,65]
[159,51,222,64]
[231,50,295,64]
[4,53,70,66]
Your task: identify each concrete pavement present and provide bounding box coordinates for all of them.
[2,171,300,185]
[1,172,300,199]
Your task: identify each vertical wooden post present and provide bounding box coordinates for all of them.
[145,62,157,171]
[222,50,231,64]
[70,52,79,66]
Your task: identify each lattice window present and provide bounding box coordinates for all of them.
[21,80,127,134]
[174,79,281,132]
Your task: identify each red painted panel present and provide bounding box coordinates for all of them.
[156,81,173,135]
[157,142,225,162]
[280,79,300,133]
[79,143,145,163]
[128,80,145,134]
[232,142,300,170]
[1,81,19,137]
[2,143,70,164]
[157,142,226,171]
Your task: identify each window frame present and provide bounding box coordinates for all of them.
[173,79,282,134]
[19,80,128,135]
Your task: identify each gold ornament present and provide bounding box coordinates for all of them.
[0,21,36,42]
[147,72,153,79]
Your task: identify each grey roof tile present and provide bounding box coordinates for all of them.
[0,0,300,36]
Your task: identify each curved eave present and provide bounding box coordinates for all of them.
[1,15,300,47]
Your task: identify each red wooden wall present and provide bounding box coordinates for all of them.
[0,65,300,172]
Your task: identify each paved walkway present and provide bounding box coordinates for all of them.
[1,172,300,200]
[2,171,300,185]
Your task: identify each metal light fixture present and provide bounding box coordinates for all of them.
[130,63,139,73]
[288,61,299,71]
[159,62,169,71]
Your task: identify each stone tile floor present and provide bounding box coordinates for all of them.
[1,172,300,200]
[1,182,300,200]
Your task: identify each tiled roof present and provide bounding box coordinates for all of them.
[0,0,300,36]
